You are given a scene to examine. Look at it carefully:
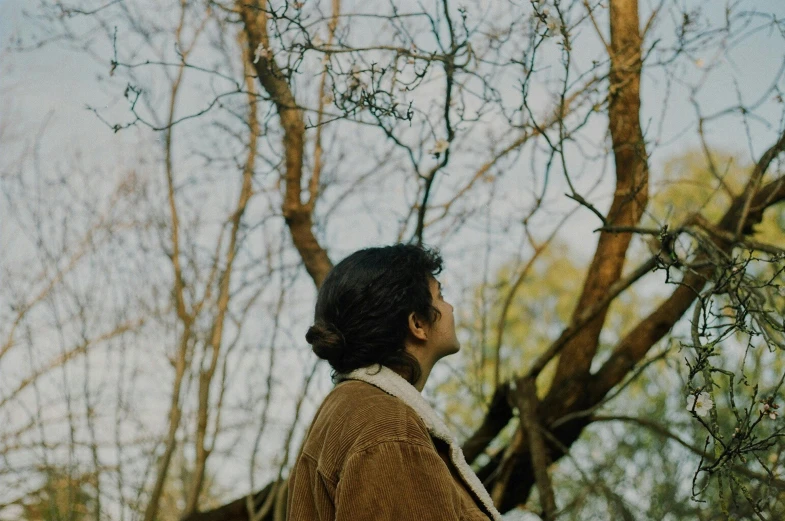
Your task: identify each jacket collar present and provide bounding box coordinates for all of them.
[336,364,503,521]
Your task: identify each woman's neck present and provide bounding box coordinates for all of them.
[412,354,435,392]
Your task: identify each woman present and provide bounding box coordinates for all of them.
[286,244,503,521]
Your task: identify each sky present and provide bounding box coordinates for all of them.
[1,0,144,165]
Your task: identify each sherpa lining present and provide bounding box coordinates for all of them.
[336,364,504,521]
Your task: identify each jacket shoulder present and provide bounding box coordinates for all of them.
[301,380,433,479]
[327,380,432,447]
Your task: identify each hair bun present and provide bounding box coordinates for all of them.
[306,321,347,363]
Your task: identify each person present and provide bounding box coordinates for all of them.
[286,243,503,521]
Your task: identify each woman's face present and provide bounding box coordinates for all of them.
[426,277,461,360]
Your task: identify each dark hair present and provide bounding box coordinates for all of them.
[305,244,443,385]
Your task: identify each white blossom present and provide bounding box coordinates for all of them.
[430,139,450,155]
[686,392,713,417]
[762,403,778,420]
[546,16,560,34]
[253,43,271,64]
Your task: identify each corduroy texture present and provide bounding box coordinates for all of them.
[286,365,502,521]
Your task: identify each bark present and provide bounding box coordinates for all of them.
[483,0,649,505]
[517,379,556,520]
[551,0,648,387]
[238,0,332,288]
[462,382,512,464]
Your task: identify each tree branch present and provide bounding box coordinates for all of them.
[517,378,556,520]
[590,414,785,491]
[238,0,333,287]
[551,0,649,387]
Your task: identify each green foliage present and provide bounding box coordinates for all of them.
[436,243,584,436]
[647,149,785,245]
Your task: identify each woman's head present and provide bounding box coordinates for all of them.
[305,243,451,384]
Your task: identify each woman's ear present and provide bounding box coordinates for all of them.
[407,311,428,342]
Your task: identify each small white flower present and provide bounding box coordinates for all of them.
[546,16,560,34]
[253,43,271,64]
[687,392,713,417]
[762,404,779,420]
[429,139,450,156]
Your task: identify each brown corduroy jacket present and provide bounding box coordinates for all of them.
[286,365,503,521]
